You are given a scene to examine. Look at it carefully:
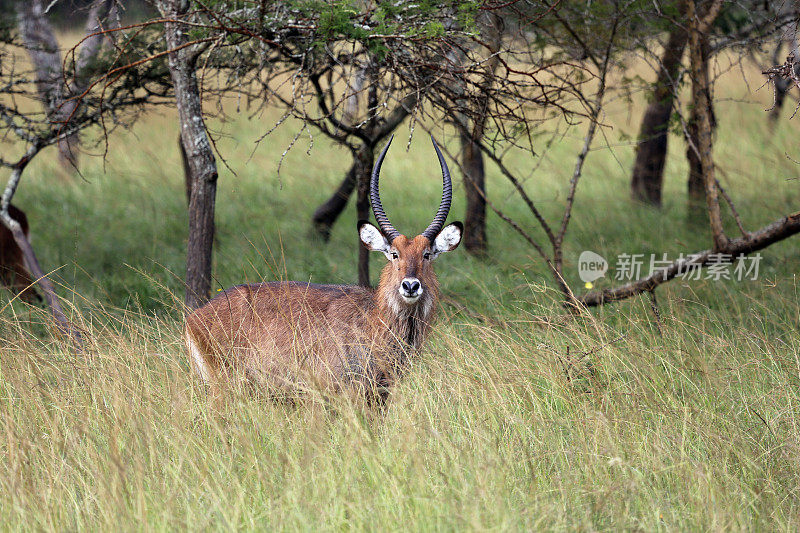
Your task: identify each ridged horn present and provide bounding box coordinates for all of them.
[421,135,452,241]
[370,135,401,242]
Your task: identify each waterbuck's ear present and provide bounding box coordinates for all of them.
[431,222,463,258]
[358,221,391,255]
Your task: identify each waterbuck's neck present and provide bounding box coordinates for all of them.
[373,269,438,352]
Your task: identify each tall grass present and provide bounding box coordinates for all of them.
[1,53,799,529]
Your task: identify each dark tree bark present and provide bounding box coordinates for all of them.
[312,161,358,241]
[686,112,708,211]
[356,73,382,287]
[459,129,487,253]
[160,0,219,310]
[310,143,374,285]
[355,147,375,287]
[307,75,417,284]
[310,68,365,240]
[630,14,688,206]
[453,12,501,254]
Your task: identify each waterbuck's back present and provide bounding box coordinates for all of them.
[185,281,397,394]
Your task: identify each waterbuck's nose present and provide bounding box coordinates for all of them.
[399,278,422,300]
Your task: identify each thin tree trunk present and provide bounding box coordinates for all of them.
[458,12,501,254]
[310,66,364,240]
[686,5,716,219]
[160,0,219,310]
[631,15,688,205]
[355,65,381,287]
[355,146,374,287]
[55,0,116,167]
[686,112,707,212]
[459,129,487,253]
[312,160,358,241]
[688,0,726,250]
[17,0,115,171]
[17,0,73,168]
[343,68,365,126]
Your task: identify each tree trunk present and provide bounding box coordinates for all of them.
[686,14,716,219]
[310,66,365,240]
[355,146,374,287]
[160,0,219,310]
[56,0,116,168]
[17,0,115,171]
[343,68,365,126]
[179,133,192,205]
[687,0,726,250]
[459,129,487,253]
[458,11,501,254]
[686,114,706,212]
[355,67,382,286]
[311,143,375,286]
[630,17,688,205]
[17,0,74,169]
[311,160,358,241]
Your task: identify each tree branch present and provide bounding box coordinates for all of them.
[579,211,800,306]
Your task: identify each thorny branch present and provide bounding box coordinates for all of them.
[763,54,800,118]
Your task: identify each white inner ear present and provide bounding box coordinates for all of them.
[360,224,391,255]
[432,224,462,258]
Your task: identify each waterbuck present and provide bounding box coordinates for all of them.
[184,136,463,402]
[0,205,40,304]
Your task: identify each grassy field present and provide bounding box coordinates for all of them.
[1,53,800,530]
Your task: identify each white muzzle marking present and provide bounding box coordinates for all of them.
[399,277,423,303]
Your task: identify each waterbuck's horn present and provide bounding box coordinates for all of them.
[421,135,452,241]
[370,135,401,242]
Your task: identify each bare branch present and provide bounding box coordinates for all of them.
[579,211,800,306]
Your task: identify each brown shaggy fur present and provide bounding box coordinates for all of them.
[0,205,40,304]
[185,234,445,402]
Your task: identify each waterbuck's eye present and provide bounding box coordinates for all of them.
[423,251,431,260]
[391,251,399,260]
